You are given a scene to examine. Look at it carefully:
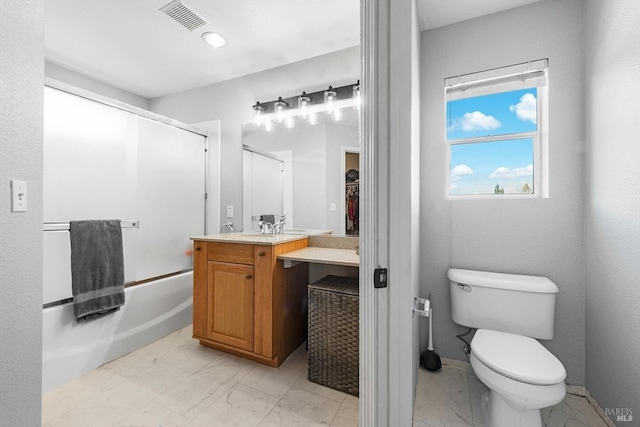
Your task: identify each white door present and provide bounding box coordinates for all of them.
[361,0,421,425]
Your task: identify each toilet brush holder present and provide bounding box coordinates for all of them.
[420,307,441,371]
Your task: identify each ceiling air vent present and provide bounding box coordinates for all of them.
[160,0,207,31]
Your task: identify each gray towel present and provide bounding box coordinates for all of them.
[69,220,125,323]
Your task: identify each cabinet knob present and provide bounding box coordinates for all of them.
[195,247,201,251]
[258,251,265,257]
[246,274,252,279]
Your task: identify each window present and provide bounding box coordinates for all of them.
[445,59,548,198]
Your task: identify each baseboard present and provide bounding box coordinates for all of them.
[442,357,615,426]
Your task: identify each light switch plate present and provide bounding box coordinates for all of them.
[11,180,27,212]
[226,205,233,218]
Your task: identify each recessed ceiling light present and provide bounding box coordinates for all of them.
[201,32,226,48]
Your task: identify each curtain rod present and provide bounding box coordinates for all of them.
[445,68,546,93]
[445,58,548,92]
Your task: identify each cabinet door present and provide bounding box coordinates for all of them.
[207,261,254,351]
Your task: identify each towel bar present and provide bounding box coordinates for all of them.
[43,220,140,231]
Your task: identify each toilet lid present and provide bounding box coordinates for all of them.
[471,329,567,385]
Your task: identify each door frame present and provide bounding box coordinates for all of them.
[341,146,361,236]
[360,0,388,424]
[360,0,421,425]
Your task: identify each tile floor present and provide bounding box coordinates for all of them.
[413,360,611,427]
[42,325,358,427]
[43,325,610,427]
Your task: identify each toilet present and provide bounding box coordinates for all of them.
[448,268,567,427]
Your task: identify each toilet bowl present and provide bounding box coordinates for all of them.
[448,268,568,427]
[470,329,566,427]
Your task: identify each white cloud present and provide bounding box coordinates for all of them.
[509,93,537,124]
[459,111,502,132]
[451,164,474,181]
[489,164,533,179]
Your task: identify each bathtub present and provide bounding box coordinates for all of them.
[42,272,193,393]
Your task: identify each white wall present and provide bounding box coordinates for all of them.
[584,0,640,417]
[420,0,586,385]
[0,1,44,424]
[45,61,149,109]
[149,47,360,232]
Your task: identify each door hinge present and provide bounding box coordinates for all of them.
[374,268,387,288]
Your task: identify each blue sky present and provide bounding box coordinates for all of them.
[447,88,537,195]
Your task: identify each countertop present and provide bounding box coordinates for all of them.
[191,232,309,245]
[248,229,332,236]
[278,247,359,267]
[191,233,359,265]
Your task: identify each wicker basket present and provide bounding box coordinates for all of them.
[307,275,359,396]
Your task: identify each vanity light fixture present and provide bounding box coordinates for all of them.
[201,32,226,47]
[298,92,311,119]
[253,102,264,126]
[324,86,337,114]
[250,81,359,130]
[274,97,287,123]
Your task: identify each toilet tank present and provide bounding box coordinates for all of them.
[448,268,559,340]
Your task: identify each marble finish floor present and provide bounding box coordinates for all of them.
[43,325,358,427]
[43,325,610,426]
[413,360,611,427]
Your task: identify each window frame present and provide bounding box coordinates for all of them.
[444,62,548,200]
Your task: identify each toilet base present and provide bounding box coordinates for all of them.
[482,390,543,427]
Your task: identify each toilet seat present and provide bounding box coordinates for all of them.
[471,329,566,385]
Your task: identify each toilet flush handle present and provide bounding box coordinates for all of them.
[457,283,472,292]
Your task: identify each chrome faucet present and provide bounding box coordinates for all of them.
[274,216,286,234]
[259,220,274,234]
[259,215,285,234]
[223,221,234,232]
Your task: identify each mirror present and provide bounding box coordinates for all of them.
[242,108,359,236]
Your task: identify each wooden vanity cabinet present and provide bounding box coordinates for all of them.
[192,238,309,367]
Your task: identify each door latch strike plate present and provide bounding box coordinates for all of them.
[374,268,387,288]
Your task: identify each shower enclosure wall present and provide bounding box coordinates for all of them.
[42,83,215,393]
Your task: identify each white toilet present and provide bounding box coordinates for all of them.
[448,268,567,427]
